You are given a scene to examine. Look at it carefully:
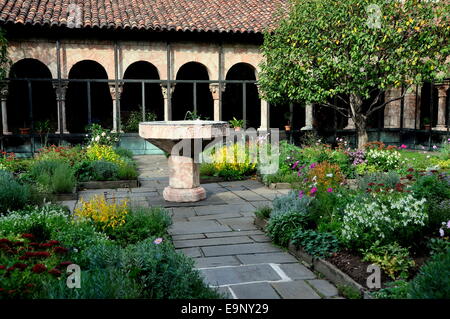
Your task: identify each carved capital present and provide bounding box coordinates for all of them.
[0,85,8,100]
[53,82,68,100]
[160,84,175,99]
[209,84,221,100]
[109,84,123,100]
[437,84,449,98]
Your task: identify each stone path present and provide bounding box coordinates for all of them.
[63,155,342,299]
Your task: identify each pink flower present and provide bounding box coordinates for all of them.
[439,228,445,237]
[447,220,450,229]
[400,144,407,149]
[298,190,304,199]
[310,187,317,196]
[153,238,163,245]
[433,145,438,149]
[292,161,299,169]
[327,188,333,193]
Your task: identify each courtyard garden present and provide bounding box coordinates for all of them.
[255,134,450,299]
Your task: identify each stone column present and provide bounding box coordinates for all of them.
[109,84,123,132]
[256,85,270,131]
[384,88,402,128]
[53,82,69,134]
[161,84,175,121]
[301,103,314,130]
[209,84,222,121]
[0,86,11,135]
[403,87,419,129]
[434,84,449,131]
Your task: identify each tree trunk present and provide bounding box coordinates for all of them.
[349,94,368,149]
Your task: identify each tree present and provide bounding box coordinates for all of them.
[259,0,450,148]
[0,28,9,80]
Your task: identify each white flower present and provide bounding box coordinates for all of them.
[95,136,100,142]
[326,173,333,178]
[107,136,111,140]
[101,132,106,137]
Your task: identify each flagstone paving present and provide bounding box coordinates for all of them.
[62,155,342,299]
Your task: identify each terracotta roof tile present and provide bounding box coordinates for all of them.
[0,0,288,33]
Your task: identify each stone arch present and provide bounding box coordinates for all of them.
[66,60,112,132]
[121,61,164,131]
[172,62,213,120]
[223,62,260,128]
[7,58,57,133]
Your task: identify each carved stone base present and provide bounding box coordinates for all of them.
[433,125,447,131]
[163,186,206,202]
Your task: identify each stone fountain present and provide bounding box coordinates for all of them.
[139,120,229,202]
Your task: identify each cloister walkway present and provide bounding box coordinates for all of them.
[62,155,342,299]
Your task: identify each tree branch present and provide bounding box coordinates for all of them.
[320,102,351,118]
[366,86,410,117]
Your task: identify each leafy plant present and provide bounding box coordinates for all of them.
[30,160,76,194]
[86,123,120,146]
[291,229,339,257]
[254,206,272,220]
[408,249,450,299]
[336,285,361,299]
[271,191,312,217]
[114,147,134,159]
[229,117,245,128]
[266,210,308,247]
[74,195,129,232]
[123,109,157,133]
[90,161,119,181]
[361,241,415,280]
[0,170,32,213]
[371,280,409,299]
[86,144,122,164]
[117,160,138,180]
[428,238,450,256]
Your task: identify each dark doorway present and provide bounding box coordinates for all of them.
[66,60,112,132]
[172,62,213,120]
[223,63,260,129]
[121,61,163,132]
[7,59,57,133]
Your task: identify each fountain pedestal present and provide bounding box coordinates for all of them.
[139,120,228,202]
[164,155,205,202]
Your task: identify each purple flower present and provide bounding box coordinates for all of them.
[327,188,333,193]
[310,187,318,196]
[433,145,438,149]
[292,161,299,169]
[447,220,450,229]
[153,238,163,245]
[439,228,445,237]
[309,163,317,169]
[298,191,304,199]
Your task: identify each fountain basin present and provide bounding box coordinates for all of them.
[139,120,229,202]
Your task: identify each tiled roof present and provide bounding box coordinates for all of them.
[0,0,288,34]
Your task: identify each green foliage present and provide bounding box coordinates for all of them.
[255,206,272,220]
[408,249,450,299]
[117,160,138,180]
[30,160,76,194]
[123,109,157,133]
[109,207,172,246]
[73,160,95,182]
[229,117,245,128]
[336,285,361,299]
[428,238,450,257]
[357,171,401,191]
[0,27,10,80]
[371,280,409,299]
[114,147,134,159]
[86,123,120,146]
[291,229,339,257]
[361,241,415,280]
[0,170,33,213]
[90,160,119,181]
[266,210,308,247]
[271,191,312,217]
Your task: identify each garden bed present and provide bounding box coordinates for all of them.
[78,179,139,190]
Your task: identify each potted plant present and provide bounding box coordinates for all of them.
[423,117,431,130]
[229,117,245,131]
[19,120,31,135]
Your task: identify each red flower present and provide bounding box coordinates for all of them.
[21,233,34,239]
[59,261,73,268]
[407,168,414,172]
[0,238,11,244]
[0,288,4,292]
[19,255,28,260]
[0,265,5,270]
[39,243,53,248]
[31,264,47,274]
[48,268,62,277]
[29,242,40,247]
[7,266,15,272]
[13,263,28,271]
[406,174,414,180]
[47,240,60,246]
[54,247,69,254]
[25,283,35,288]
[378,183,385,186]
[13,241,24,246]
[7,290,16,295]
[368,182,376,186]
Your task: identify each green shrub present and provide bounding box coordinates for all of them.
[30,160,76,194]
[357,171,401,191]
[73,160,95,182]
[271,191,312,217]
[291,229,339,257]
[90,160,119,181]
[371,280,409,299]
[411,173,450,203]
[266,211,308,247]
[361,241,415,280]
[255,206,272,220]
[117,160,138,180]
[123,239,222,299]
[428,237,450,256]
[123,110,157,133]
[0,170,32,213]
[114,147,134,159]
[109,207,172,246]
[408,249,450,299]
[336,284,361,299]
[341,192,427,248]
